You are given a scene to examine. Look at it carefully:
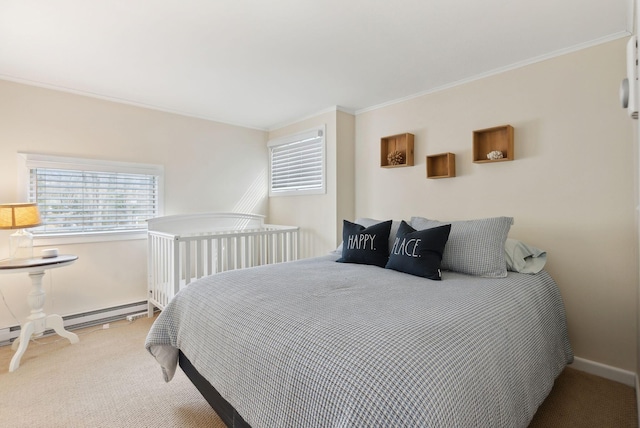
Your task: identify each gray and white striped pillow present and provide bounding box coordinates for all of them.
[410,216,513,278]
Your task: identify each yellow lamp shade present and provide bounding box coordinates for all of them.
[0,203,42,229]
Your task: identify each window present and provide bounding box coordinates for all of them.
[18,153,163,242]
[268,126,326,196]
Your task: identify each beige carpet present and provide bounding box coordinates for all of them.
[0,316,636,428]
[0,317,224,428]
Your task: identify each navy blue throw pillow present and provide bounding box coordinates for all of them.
[337,219,392,267]
[385,220,451,280]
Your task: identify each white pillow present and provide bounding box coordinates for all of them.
[504,238,547,274]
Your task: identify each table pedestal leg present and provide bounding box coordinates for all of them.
[9,321,34,372]
[9,270,79,372]
[45,314,79,344]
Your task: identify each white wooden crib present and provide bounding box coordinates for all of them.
[147,212,299,316]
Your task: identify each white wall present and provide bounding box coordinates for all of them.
[0,79,268,327]
[268,109,355,258]
[354,39,638,372]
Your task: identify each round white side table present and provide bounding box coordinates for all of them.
[0,255,79,372]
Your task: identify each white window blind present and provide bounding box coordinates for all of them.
[19,154,163,237]
[269,126,326,196]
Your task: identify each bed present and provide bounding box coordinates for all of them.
[146,216,573,427]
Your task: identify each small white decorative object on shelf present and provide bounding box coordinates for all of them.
[487,150,504,160]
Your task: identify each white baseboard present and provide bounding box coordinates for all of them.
[0,327,10,343]
[0,300,149,347]
[637,375,640,428]
[570,356,637,388]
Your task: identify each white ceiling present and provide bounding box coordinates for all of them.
[0,0,633,130]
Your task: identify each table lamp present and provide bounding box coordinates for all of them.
[0,203,42,259]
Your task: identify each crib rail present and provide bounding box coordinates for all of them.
[147,216,298,316]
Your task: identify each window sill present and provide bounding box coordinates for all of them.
[34,230,147,247]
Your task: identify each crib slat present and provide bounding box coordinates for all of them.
[147,215,299,315]
[216,238,223,273]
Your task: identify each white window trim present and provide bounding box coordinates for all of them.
[268,125,326,197]
[17,153,164,246]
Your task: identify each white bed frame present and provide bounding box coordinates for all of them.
[147,213,298,316]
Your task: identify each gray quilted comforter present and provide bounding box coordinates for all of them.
[146,254,573,427]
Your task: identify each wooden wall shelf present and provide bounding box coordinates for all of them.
[426,153,456,179]
[473,125,514,163]
[380,133,414,167]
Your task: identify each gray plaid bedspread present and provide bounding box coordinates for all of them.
[146,254,573,427]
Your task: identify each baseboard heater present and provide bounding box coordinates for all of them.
[0,300,151,347]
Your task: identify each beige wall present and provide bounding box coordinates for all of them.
[268,109,355,258]
[355,39,638,371]
[336,110,356,244]
[0,80,268,328]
